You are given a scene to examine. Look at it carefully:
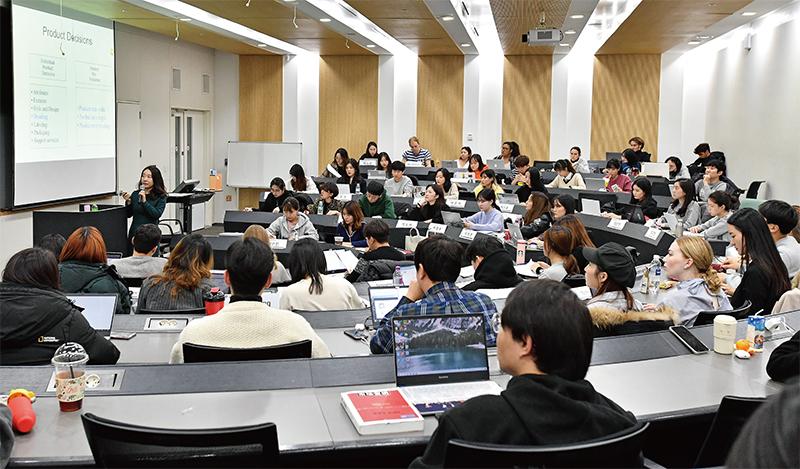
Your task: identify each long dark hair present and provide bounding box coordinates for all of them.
[553,214,595,249]
[621,149,639,168]
[436,168,452,193]
[631,178,654,207]
[376,152,391,171]
[528,168,548,193]
[2,247,60,290]
[727,208,790,298]
[469,154,487,172]
[288,238,326,295]
[477,188,498,210]
[362,141,377,160]
[553,159,576,174]
[333,148,348,168]
[342,201,365,229]
[671,178,696,217]
[553,194,576,216]
[344,158,363,186]
[523,192,550,225]
[542,226,579,275]
[151,234,213,298]
[140,165,167,197]
[666,156,683,179]
[289,164,308,192]
[504,141,521,158]
[426,184,446,211]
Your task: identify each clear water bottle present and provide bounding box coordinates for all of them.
[393,266,403,286]
[355,184,362,196]
[649,255,662,293]
[317,201,324,215]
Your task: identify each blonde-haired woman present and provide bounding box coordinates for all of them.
[647,237,732,326]
[243,225,291,284]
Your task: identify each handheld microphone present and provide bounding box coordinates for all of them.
[139,184,146,191]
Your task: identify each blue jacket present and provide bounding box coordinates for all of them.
[336,222,367,247]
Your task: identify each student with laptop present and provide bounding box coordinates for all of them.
[472,169,504,197]
[515,167,548,204]
[463,189,505,232]
[169,238,330,363]
[109,224,167,279]
[602,177,658,222]
[468,154,488,179]
[545,159,586,190]
[369,236,498,354]
[409,280,637,468]
[0,248,120,366]
[658,179,702,230]
[520,192,553,239]
[407,185,451,224]
[666,156,690,182]
[401,136,433,167]
[344,220,406,283]
[463,236,523,291]
[336,201,367,247]
[358,181,396,219]
[383,161,414,196]
[337,158,367,195]
[454,146,471,169]
[279,239,363,312]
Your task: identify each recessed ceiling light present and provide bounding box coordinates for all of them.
[257,43,267,47]
[570,14,584,19]
[179,18,191,21]
[366,44,375,48]
[461,43,471,47]
[589,22,601,26]
[441,15,455,21]
[708,3,716,6]
[742,11,757,16]
[559,43,570,47]
[121,9,128,13]
[320,18,331,22]
[698,35,710,39]
[688,41,700,45]
[564,30,576,35]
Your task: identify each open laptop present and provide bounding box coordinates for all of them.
[369,286,410,325]
[605,152,622,161]
[584,177,607,191]
[485,159,509,170]
[442,160,458,170]
[507,224,524,244]
[643,162,669,177]
[663,212,678,232]
[441,211,464,228]
[66,293,118,336]
[581,198,601,216]
[497,193,519,204]
[336,183,351,195]
[392,313,503,415]
[105,252,123,260]
[367,170,387,180]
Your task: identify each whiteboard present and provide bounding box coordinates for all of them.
[226,141,303,188]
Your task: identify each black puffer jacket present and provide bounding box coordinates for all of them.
[462,249,523,291]
[0,283,120,366]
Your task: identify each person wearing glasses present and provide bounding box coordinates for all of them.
[253,177,295,213]
[410,280,637,468]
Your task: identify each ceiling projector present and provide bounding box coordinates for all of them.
[522,28,564,45]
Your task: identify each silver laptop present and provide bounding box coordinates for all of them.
[336,183,351,195]
[664,212,679,232]
[442,160,458,169]
[441,211,464,228]
[66,293,118,336]
[392,314,502,415]
[369,286,410,324]
[643,162,670,177]
[585,178,607,191]
[507,224,524,243]
[497,193,519,204]
[581,198,601,216]
[367,170,387,180]
[486,159,509,170]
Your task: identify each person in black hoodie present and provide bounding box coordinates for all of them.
[410,280,637,468]
[462,236,523,291]
[257,177,295,213]
[0,248,120,366]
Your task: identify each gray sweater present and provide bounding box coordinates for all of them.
[136,277,216,313]
[109,256,167,279]
[699,211,732,241]
[383,175,414,196]
[267,213,319,240]
[695,180,727,202]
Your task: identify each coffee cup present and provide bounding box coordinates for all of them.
[713,315,737,354]
[334,236,344,245]
[51,343,89,412]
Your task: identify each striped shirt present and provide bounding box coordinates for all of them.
[402,148,432,164]
[369,282,498,354]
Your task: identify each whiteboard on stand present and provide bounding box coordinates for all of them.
[227,141,303,188]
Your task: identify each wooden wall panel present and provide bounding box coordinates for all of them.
[318,56,379,174]
[239,55,283,209]
[590,55,661,161]
[502,55,552,161]
[416,56,464,166]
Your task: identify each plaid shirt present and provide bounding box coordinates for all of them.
[369,282,498,354]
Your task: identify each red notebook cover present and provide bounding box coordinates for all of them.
[345,390,420,423]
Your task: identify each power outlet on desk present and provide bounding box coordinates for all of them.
[45,369,125,392]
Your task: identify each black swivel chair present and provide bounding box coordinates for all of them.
[182,339,312,363]
[578,192,618,212]
[443,421,649,468]
[693,396,766,468]
[651,181,671,197]
[744,181,765,199]
[81,413,279,468]
[122,277,144,288]
[694,300,751,326]
[562,274,586,288]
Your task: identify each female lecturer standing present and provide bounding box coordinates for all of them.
[122,165,167,255]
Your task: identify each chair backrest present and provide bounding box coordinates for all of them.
[578,192,618,212]
[444,421,649,468]
[182,340,312,363]
[138,308,207,315]
[745,181,765,199]
[122,277,144,288]
[651,181,671,197]
[738,198,765,210]
[693,396,766,468]
[81,413,279,468]
[695,300,751,326]
[562,274,586,288]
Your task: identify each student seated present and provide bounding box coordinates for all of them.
[494,141,521,182]
[766,330,799,383]
[472,169,504,197]
[468,154,488,179]
[336,201,367,247]
[620,149,640,177]
[169,238,330,363]
[337,158,367,194]
[520,192,552,239]
[360,141,378,161]
[376,151,392,177]
[311,182,344,216]
[629,136,651,163]
[256,177,295,213]
[370,236,498,354]
[243,225,291,284]
[546,159,586,190]
[602,177,658,222]
[344,220,406,283]
[666,156,690,182]
[0,248,121,366]
[722,208,791,315]
[410,280,637,468]
[435,168,460,200]
[568,146,590,173]
[109,224,167,279]
[279,239,363,311]
[455,146,471,169]
[463,189,504,232]
[646,237,732,327]
[552,215,596,273]
[407,184,450,224]
[510,155,531,185]
[401,136,433,167]
[136,234,215,313]
[583,243,644,312]
[686,142,723,178]
[695,158,727,205]
[551,194,576,222]
[462,236,522,291]
[689,191,732,241]
[58,227,131,315]
[759,200,800,278]
[321,148,347,178]
[289,163,318,194]
[36,233,66,261]
[515,167,548,204]
[532,226,579,282]
[658,179,701,230]
[267,197,320,240]
[604,158,633,193]
[383,161,413,196]
[358,181,396,219]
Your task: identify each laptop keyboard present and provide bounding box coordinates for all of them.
[402,381,502,405]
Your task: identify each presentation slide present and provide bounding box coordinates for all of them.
[12,0,116,207]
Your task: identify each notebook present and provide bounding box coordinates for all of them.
[497,193,519,204]
[392,313,503,415]
[369,286,410,324]
[581,198,601,216]
[441,211,464,228]
[66,293,118,336]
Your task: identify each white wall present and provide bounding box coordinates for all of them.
[378,52,417,159]
[213,50,239,223]
[549,50,595,161]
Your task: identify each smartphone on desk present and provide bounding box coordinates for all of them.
[344,329,369,340]
[669,325,709,354]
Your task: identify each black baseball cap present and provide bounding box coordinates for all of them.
[582,243,637,288]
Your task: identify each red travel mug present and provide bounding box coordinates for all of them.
[203,288,225,315]
[7,390,36,433]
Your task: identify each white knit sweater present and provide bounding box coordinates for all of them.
[169,301,331,363]
[279,275,364,311]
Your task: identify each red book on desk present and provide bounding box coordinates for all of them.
[341,388,424,435]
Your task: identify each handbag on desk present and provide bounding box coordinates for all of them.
[405,227,425,252]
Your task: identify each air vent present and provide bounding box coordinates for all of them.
[202,74,210,94]
[172,68,181,90]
